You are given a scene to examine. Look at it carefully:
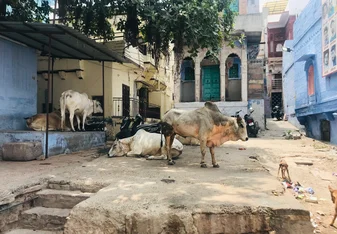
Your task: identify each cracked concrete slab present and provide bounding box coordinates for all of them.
[60,146,312,234]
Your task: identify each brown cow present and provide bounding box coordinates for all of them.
[161,102,248,167]
[25,111,77,131]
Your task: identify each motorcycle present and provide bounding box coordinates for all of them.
[115,114,161,139]
[232,108,259,138]
[244,107,260,138]
[271,105,284,121]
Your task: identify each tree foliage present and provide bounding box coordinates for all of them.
[0,0,51,22]
[1,0,238,74]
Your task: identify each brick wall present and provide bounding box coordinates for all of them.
[239,0,247,15]
[285,16,296,40]
[248,59,264,99]
[267,27,286,57]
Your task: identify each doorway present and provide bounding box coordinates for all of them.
[200,55,220,101]
[139,87,148,118]
[321,120,331,142]
[122,84,130,117]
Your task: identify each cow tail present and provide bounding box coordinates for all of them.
[60,93,66,130]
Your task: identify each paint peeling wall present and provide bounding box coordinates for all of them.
[0,131,105,156]
[0,38,37,130]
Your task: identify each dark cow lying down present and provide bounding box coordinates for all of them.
[161,102,248,167]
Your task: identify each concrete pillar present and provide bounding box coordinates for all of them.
[174,77,181,103]
[220,48,227,101]
[195,55,201,102]
[241,54,248,102]
[239,0,247,15]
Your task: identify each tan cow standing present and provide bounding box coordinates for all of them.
[161,102,248,167]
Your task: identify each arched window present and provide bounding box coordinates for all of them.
[308,65,315,96]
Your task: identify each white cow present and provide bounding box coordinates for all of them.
[108,129,183,160]
[60,90,103,131]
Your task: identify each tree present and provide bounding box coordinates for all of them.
[1,0,238,76]
[0,0,51,22]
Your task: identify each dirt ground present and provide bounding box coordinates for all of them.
[248,119,337,234]
[1,119,337,233]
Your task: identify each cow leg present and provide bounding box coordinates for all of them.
[146,155,166,160]
[209,147,219,168]
[76,115,81,131]
[82,113,87,131]
[165,134,176,165]
[126,150,142,157]
[200,140,207,168]
[69,111,76,132]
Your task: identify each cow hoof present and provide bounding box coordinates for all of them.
[168,160,175,165]
[213,164,220,168]
[200,163,207,168]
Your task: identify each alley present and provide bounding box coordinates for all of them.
[242,119,337,234]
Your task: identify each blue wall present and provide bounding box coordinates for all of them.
[0,131,105,156]
[0,38,37,130]
[282,40,302,129]
[292,0,337,144]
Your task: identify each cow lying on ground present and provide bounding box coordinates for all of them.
[60,90,103,131]
[25,111,77,131]
[108,129,183,160]
[161,102,248,167]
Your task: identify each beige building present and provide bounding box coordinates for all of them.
[174,0,268,128]
[37,19,174,120]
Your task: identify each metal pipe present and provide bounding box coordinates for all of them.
[51,58,54,110]
[45,35,52,159]
[102,61,105,121]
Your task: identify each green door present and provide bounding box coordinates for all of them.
[202,65,220,101]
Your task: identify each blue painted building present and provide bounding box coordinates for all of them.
[284,0,337,144]
[0,38,37,130]
[283,40,302,129]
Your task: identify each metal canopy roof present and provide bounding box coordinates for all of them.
[0,21,126,63]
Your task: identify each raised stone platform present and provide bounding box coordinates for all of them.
[62,145,313,234]
[0,130,105,157]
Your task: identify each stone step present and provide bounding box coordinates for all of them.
[6,229,63,234]
[20,207,70,231]
[34,189,93,209]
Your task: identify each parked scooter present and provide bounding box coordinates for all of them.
[115,114,161,139]
[232,108,259,138]
[244,107,260,138]
[271,105,284,121]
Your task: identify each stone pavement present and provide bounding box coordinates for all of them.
[0,122,315,233]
